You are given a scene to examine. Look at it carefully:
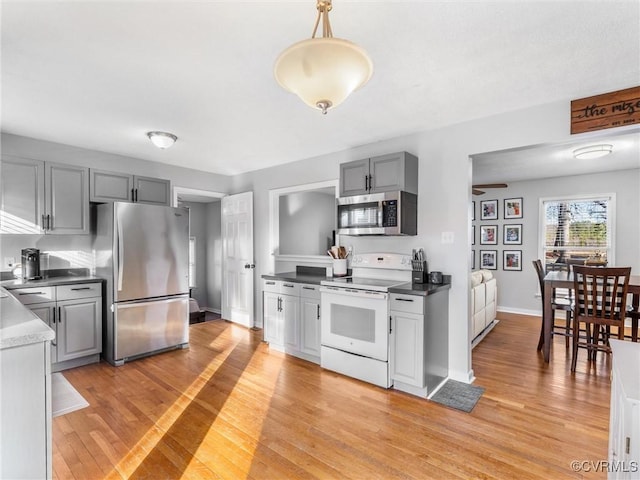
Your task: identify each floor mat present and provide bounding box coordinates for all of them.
[429,379,484,413]
[51,372,89,417]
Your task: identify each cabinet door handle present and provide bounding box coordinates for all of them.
[19,292,45,295]
[283,284,294,288]
[365,174,369,191]
[58,306,62,323]
[265,281,275,285]
[317,304,320,320]
[302,286,315,290]
[135,189,138,202]
[52,306,56,324]
[389,315,393,334]
[368,174,373,191]
[71,287,92,291]
[46,214,52,230]
[42,214,47,229]
[131,188,135,202]
[396,298,414,302]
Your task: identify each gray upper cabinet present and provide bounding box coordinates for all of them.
[90,169,170,206]
[134,175,170,205]
[90,169,134,202]
[339,152,419,196]
[0,157,45,233]
[0,157,89,234]
[46,162,90,234]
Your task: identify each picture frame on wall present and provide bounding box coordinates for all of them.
[471,201,476,221]
[480,199,498,220]
[472,225,476,245]
[503,224,522,245]
[480,225,498,245]
[504,197,523,219]
[480,250,498,270]
[503,250,522,271]
[471,250,475,270]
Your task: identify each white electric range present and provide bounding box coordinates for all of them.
[319,253,412,388]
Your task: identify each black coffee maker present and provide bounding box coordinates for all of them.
[21,248,42,280]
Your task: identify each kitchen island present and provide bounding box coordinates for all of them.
[0,286,54,479]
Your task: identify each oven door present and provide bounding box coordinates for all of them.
[320,286,389,361]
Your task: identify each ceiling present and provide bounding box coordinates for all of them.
[472,129,640,185]
[2,1,639,176]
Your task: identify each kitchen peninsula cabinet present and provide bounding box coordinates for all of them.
[608,340,640,479]
[12,282,102,372]
[339,151,418,197]
[90,169,170,206]
[262,279,320,364]
[0,156,89,234]
[0,287,54,480]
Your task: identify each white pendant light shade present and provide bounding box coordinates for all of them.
[274,37,373,113]
[147,131,177,149]
[274,0,373,114]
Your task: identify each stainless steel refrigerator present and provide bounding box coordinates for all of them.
[94,202,190,366]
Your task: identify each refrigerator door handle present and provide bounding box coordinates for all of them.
[116,295,188,309]
[116,211,124,292]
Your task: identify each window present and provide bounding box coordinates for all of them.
[188,236,196,288]
[540,194,615,269]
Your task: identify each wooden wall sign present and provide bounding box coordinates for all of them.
[571,86,640,134]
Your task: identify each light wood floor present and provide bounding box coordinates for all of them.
[54,313,612,479]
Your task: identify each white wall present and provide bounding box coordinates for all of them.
[472,168,640,316]
[279,191,334,256]
[231,100,636,383]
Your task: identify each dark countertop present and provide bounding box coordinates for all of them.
[262,272,331,286]
[1,276,104,290]
[389,281,451,296]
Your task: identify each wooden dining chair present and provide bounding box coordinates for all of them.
[533,259,573,349]
[571,266,631,372]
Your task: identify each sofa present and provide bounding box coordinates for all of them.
[471,269,497,343]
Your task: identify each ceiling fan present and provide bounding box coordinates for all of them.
[472,183,508,195]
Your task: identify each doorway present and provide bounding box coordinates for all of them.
[173,187,225,319]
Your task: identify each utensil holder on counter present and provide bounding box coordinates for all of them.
[412,260,428,284]
[333,259,347,277]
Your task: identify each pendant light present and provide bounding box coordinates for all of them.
[274,0,373,114]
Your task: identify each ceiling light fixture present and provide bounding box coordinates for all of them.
[274,0,373,115]
[147,131,177,149]
[573,144,613,160]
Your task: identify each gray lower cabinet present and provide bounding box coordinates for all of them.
[90,169,170,206]
[390,290,449,398]
[299,285,321,357]
[12,283,103,371]
[0,156,89,234]
[339,151,419,196]
[263,280,320,364]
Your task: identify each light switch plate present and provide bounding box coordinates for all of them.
[441,232,454,244]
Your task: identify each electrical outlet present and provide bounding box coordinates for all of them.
[3,257,16,269]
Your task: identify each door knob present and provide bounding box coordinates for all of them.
[244,263,256,269]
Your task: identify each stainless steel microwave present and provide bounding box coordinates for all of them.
[337,191,417,236]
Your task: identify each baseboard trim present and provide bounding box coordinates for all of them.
[203,307,221,314]
[497,305,540,316]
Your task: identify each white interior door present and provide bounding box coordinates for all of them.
[221,191,254,328]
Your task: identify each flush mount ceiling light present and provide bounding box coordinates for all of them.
[573,144,613,159]
[147,131,177,149]
[274,0,373,115]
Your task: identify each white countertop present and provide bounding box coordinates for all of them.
[0,286,55,350]
[1,275,101,289]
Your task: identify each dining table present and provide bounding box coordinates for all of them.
[541,270,640,362]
